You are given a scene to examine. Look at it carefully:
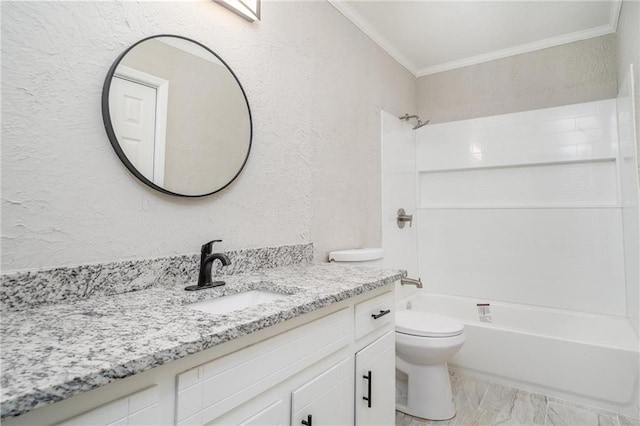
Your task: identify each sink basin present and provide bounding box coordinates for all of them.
[188,290,291,315]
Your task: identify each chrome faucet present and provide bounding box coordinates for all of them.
[400,277,423,288]
[185,240,232,291]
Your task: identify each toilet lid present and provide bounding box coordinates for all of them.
[329,248,384,262]
[396,310,464,337]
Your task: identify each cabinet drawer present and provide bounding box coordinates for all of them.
[354,291,394,340]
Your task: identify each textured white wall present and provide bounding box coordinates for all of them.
[416,35,618,124]
[1,1,416,272]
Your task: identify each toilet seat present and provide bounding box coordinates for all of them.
[396,310,464,338]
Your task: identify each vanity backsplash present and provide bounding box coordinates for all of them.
[0,243,314,311]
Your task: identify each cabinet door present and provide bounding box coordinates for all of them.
[229,399,286,426]
[291,358,351,426]
[355,332,395,426]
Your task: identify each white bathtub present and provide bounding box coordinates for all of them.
[398,292,640,417]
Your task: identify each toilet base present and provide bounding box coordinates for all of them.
[396,358,456,420]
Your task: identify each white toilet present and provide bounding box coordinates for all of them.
[328,248,465,420]
[395,310,465,420]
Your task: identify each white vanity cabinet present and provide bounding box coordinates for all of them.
[355,332,396,426]
[210,357,353,426]
[174,308,353,425]
[53,386,160,426]
[353,291,396,426]
[175,288,395,426]
[237,400,287,426]
[290,358,352,426]
[4,285,396,426]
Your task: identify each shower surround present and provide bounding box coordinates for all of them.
[382,98,640,417]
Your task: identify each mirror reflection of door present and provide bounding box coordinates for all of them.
[108,66,168,186]
[103,36,252,197]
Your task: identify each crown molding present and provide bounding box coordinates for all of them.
[327,0,418,76]
[416,24,617,77]
[328,0,621,79]
[609,0,622,31]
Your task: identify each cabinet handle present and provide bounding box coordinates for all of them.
[371,309,391,320]
[362,370,372,408]
[301,414,312,426]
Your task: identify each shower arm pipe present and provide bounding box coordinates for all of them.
[399,113,420,121]
[399,113,430,130]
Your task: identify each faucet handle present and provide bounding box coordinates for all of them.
[397,208,413,229]
[201,240,222,254]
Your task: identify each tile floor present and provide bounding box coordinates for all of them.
[396,372,640,426]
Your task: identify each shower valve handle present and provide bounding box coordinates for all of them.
[397,208,413,228]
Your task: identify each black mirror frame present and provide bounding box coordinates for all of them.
[101,34,253,198]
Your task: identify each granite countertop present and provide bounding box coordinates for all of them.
[0,263,403,419]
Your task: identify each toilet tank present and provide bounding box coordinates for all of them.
[328,248,384,267]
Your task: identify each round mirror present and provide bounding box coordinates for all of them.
[102,35,252,197]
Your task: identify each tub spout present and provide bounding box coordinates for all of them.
[401,277,422,288]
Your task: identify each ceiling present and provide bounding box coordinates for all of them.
[328,0,621,77]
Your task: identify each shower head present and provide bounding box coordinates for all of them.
[413,119,430,130]
[399,113,429,130]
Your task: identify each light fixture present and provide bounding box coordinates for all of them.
[215,0,260,22]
